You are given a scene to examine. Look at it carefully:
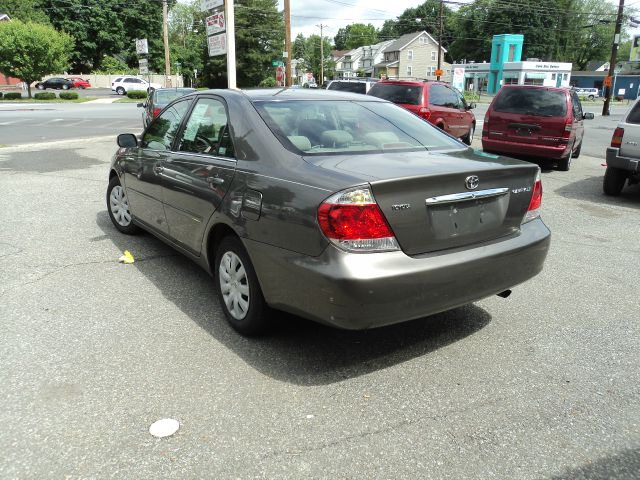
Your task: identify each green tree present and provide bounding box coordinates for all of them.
[334,23,378,50]
[169,0,205,85]
[0,0,50,23]
[293,33,306,59]
[0,20,73,98]
[302,34,333,83]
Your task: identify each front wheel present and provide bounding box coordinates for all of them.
[603,167,628,196]
[63,84,69,90]
[215,236,269,336]
[462,123,475,146]
[116,87,125,95]
[106,176,140,234]
[37,84,44,90]
[588,95,595,100]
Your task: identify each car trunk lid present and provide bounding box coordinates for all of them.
[310,149,539,255]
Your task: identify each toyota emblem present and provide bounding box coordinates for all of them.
[465,175,480,190]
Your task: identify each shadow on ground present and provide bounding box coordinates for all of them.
[550,447,640,480]
[555,174,640,209]
[97,211,492,386]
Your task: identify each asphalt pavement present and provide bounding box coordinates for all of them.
[0,105,639,479]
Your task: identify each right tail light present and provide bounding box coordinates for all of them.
[522,169,543,224]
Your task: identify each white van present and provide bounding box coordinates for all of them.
[574,87,600,100]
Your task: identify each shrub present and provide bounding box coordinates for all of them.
[34,92,56,100]
[59,91,78,100]
[259,77,277,87]
[4,92,22,100]
[464,91,480,102]
[0,92,3,99]
[127,90,147,99]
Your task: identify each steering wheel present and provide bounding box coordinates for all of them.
[194,134,216,153]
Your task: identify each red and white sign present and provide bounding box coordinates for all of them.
[208,33,227,57]
[206,12,225,36]
[276,66,284,86]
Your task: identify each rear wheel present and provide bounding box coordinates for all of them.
[603,167,628,196]
[37,83,44,90]
[588,94,595,100]
[62,84,70,90]
[558,146,573,171]
[462,123,475,146]
[116,87,125,95]
[215,236,269,336]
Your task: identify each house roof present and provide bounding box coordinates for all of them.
[384,31,447,53]
[0,13,10,21]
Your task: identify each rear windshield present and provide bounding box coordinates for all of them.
[367,84,422,105]
[253,99,462,156]
[154,89,195,104]
[493,88,567,117]
[327,81,366,94]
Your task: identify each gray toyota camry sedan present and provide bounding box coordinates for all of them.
[107,88,550,336]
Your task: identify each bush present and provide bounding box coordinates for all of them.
[464,91,480,102]
[4,92,22,100]
[127,90,147,99]
[0,92,3,99]
[59,91,78,100]
[259,77,277,87]
[34,92,56,100]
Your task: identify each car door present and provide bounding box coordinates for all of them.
[449,86,473,138]
[570,91,585,149]
[122,98,192,235]
[428,84,458,135]
[160,96,237,254]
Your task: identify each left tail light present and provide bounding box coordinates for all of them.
[611,127,624,148]
[317,186,399,252]
[153,107,162,118]
[522,169,542,224]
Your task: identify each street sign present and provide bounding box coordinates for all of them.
[435,69,444,77]
[139,58,148,66]
[139,66,149,75]
[276,66,284,86]
[604,76,613,87]
[135,38,148,55]
[208,33,227,57]
[206,11,225,36]
[272,60,284,67]
[201,0,223,11]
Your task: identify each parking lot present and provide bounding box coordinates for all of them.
[0,103,639,478]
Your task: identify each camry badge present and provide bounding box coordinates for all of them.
[465,175,480,190]
[391,203,411,211]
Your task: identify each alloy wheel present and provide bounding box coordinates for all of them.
[109,185,132,226]
[219,251,250,321]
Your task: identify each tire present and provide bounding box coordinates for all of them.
[63,84,69,90]
[116,87,125,95]
[573,141,582,159]
[603,167,628,196]
[462,123,475,146]
[588,95,595,100]
[106,176,140,234]
[215,236,269,336]
[37,83,44,90]
[558,146,573,171]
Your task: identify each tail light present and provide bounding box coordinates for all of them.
[153,107,162,118]
[318,187,399,252]
[611,127,624,148]
[418,107,431,120]
[522,169,542,224]
[561,117,573,143]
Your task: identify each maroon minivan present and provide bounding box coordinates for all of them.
[367,80,476,145]
[482,85,594,171]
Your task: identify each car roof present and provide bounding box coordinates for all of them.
[240,88,385,102]
[376,79,446,87]
[499,84,570,93]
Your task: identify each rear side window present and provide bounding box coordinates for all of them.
[493,88,567,117]
[626,101,640,124]
[328,81,366,94]
[368,84,422,105]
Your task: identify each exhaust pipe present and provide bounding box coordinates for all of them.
[497,289,512,298]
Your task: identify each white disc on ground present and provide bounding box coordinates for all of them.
[149,418,180,438]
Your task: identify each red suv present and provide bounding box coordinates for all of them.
[367,80,476,145]
[482,85,594,171]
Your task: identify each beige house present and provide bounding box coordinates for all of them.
[374,31,452,81]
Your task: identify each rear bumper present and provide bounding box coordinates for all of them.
[482,137,569,160]
[245,219,551,330]
[606,147,640,173]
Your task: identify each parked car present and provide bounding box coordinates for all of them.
[367,79,476,145]
[107,89,550,336]
[138,87,197,127]
[482,85,594,171]
[111,76,162,95]
[35,77,75,90]
[67,77,91,89]
[326,78,379,94]
[573,87,600,100]
[604,98,640,195]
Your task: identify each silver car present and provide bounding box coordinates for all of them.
[107,89,550,336]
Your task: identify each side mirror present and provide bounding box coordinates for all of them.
[583,112,594,120]
[117,133,138,148]
[136,102,144,108]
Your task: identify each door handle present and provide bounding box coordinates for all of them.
[153,165,164,175]
[207,176,224,185]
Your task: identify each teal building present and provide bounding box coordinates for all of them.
[488,34,524,94]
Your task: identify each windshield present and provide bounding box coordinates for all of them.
[154,89,195,105]
[493,88,567,117]
[368,83,422,105]
[327,82,367,94]
[253,99,463,155]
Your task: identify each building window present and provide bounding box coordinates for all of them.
[420,37,427,44]
[427,66,435,77]
[551,73,556,80]
[508,44,516,62]
[407,66,412,76]
[431,51,436,61]
[563,73,568,80]
[408,50,413,60]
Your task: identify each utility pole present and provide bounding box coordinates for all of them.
[162,0,171,87]
[284,0,291,86]
[317,24,327,85]
[226,0,237,89]
[437,0,443,81]
[603,0,625,116]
